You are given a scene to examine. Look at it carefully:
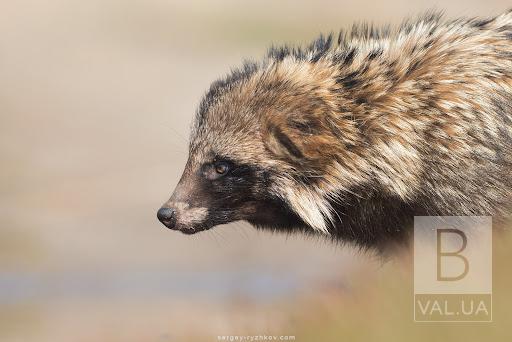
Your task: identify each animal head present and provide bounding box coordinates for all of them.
[157,34,422,235]
[157,49,368,235]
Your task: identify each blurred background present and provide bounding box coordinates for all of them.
[1,1,511,341]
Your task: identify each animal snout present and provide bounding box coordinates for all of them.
[157,207,177,229]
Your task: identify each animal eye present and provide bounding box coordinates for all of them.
[214,161,230,175]
[203,158,234,180]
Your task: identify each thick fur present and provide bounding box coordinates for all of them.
[169,11,512,248]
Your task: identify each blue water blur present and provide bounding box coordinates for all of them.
[0,268,304,304]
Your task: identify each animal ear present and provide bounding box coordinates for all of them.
[264,121,305,162]
[262,112,337,167]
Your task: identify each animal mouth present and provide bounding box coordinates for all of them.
[177,224,211,235]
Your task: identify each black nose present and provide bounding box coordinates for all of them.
[157,207,177,229]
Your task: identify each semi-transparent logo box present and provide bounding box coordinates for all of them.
[414,216,492,322]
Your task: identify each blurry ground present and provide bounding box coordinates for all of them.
[1,1,511,341]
